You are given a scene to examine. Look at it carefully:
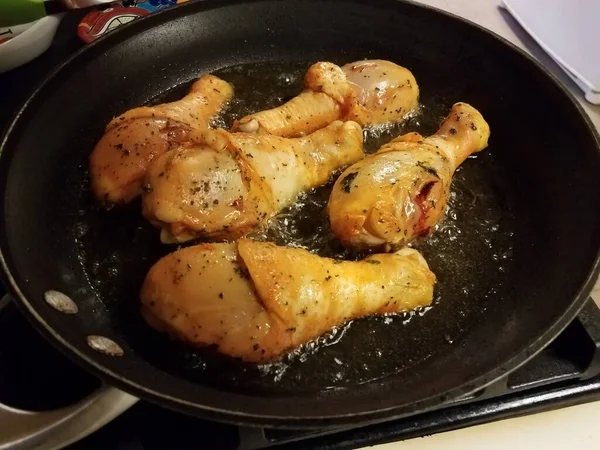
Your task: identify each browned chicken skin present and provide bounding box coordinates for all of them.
[140,239,435,362]
[232,60,419,137]
[89,75,233,205]
[142,120,364,243]
[328,102,490,250]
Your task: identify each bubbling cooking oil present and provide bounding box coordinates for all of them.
[75,62,515,392]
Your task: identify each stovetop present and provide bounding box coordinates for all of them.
[2,11,600,450]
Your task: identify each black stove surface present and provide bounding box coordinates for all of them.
[1,11,600,450]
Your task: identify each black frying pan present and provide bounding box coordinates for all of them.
[1,0,599,428]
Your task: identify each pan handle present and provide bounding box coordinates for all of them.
[0,295,139,450]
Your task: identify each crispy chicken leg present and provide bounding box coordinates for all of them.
[142,120,364,243]
[140,239,435,362]
[232,60,419,137]
[89,75,233,205]
[328,102,490,250]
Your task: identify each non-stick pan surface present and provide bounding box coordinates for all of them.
[1,0,599,427]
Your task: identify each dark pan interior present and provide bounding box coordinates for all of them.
[1,0,599,426]
[74,60,516,394]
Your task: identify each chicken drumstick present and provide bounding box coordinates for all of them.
[140,238,435,363]
[328,102,490,250]
[90,75,233,205]
[232,60,419,137]
[142,120,364,243]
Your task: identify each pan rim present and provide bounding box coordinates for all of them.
[1,0,599,426]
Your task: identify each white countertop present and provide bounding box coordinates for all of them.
[369,1,600,448]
